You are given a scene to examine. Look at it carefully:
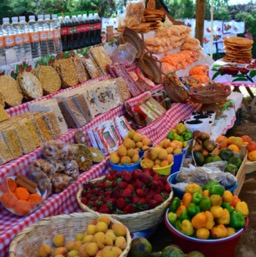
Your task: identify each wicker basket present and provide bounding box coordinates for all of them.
[187,82,231,104]
[163,73,189,103]
[77,177,173,232]
[9,212,131,257]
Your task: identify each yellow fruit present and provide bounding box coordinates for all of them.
[97,216,111,226]
[105,230,116,241]
[67,250,79,257]
[94,232,105,242]
[154,159,161,165]
[166,147,173,154]
[133,132,142,142]
[79,244,90,257]
[96,221,108,233]
[173,148,182,155]
[160,160,169,167]
[55,254,65,257]
[103,235,114,246]
[73,241,82,251]
[127,148,135,158]
[53,234,65,247]
[140,158,154,169]
[75,233,84,241]
[135,142,143,149]
[111,223,127,237]
[162,139,171,148]
[127,130,136,139]
[142,145,150,150]
[120,156,131,165]
[38,244,52,257]
[115,236,127,250]
[123,137,135,149]
[144,148,158,160]
[66,241,75,251]
[85,242,98,256]
[117,145,127,157]
[248,150,256,161]
[167,154,174,164]
[54,247,67,256]
[227,144,240,153]
[102,246,121,257]
[158,149,168,160]
[132,154,140,163]
[82,235,94,244]
[96,250,103,257]
[153,164,161,168]
[109,152,120,164]
[229,137,243,148]
[141,136,151,146]
[86,224,96,235]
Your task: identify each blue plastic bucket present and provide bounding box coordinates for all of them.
[109,160,141,172]
[171,148,187,174]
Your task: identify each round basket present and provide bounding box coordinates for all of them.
[77,177,173,233]
[9,212,131,257]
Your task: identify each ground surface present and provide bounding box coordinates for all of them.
[147,101,256,257]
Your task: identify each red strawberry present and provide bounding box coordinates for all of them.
[153,173,160,181]
[147,199,158,209]
[127,184,134,190]
[81,196,87,204]
[116,198,126,210]
[118,182,128,189]
[123,172,133,182]
[107,198,116,210]
[139,173,152,185]
[153,194,163,204]
[98,204,111,213]
[121,188,133,198]
[132,169,141,180]
[165,183,171,193]
[151,180,159,191]
[134,179,144,189]
[136,188,144,197]
[111,191,121,199]
[132,195,145,205]
[124,203,136,214]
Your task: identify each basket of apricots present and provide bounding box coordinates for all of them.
[0,166,51,216]
[9,213,131,257]
[109,130,152,172]
[141,138,186,176]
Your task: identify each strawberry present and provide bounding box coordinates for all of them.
[151,180,159,191]
[111,191,121,199]
[81,196,87,204]
[147,199,158,209]
[123,203,136,214]
[98,204,111,213]
[136,188,144,197]
[116,198,126,210]
[139,173,152,185]
[121,188,133,198]
[106,198,116,210]
[118,182,128,189]
[165,183,171,193]
[153,173,160,181]
[153,194,163,204]
[123,172,133,182]
[127,184,134,191]
[132,169,141,180]
[104,191,112,198]
[133,179,144,189]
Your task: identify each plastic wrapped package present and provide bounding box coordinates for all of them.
[64,160,79,179]
[123,0,145,27]
[49,173,74,193]
[41,140,65,163]
[111,42,137,66]
[31,159,55,176]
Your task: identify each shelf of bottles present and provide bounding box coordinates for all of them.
[0,12,102,68]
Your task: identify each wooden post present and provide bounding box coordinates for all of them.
[195,0,206,46]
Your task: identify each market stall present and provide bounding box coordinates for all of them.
[0,1,252,256]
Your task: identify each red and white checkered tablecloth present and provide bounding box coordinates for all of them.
[0,99,200,257]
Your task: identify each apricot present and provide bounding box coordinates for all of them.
[120,156,131,165]
[111,223,127,237]
[103,235,114,246]
[73,241,82,251]
[54,247,67,256]
[67,250,79,257]
[135,142,143,149]
[142,145,150,150]
[66,241,75,251]
[85,242,98,256]
[82,235,94,243]
[127,130,136,139]
[133,132,142,142]
[109,152,120,164]
[96,221,108,233]
[38,244,52,257]
[117,145,127,157]
[102,246,121,257]
[167,154,174,164]
[97,216,111,226]
[75,232,84,241]
[127,148,135,158]
[79,244,90,257]
[132,154,140,163]
[141,136,151,146]
[160,160,169,167]
[105,230,116,241]
[158,149,168,160]
[115,236,127,250]
[123,137,135,149]
[53,234,65,247]
[141,158,154,169]
[86,224,96,235]
[166,147,174,154]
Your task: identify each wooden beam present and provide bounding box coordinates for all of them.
[195,0,206,46]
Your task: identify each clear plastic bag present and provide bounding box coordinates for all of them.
[111,42,138,66]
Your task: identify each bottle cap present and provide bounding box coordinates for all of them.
[38,14,44,20]
[52,14,57,19]
[11,17,19,22]
[3,18,10,23]
[19,16,26,21]
[45,14,50,20]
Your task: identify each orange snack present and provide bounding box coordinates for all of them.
[28,193,42,203]
[7,178,17,192]
[0,192,16,209]
[13,202,32,215]
[15,187,30,201]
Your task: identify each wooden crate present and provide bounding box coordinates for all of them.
[233,154,247,196]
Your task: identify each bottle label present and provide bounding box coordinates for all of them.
[30,32,40,42]
[4,35,15,47]
[48,31,54,40]
[84,24,91,32]
[0,37,5,48]
[61,27,68,35]
[68,27,74,34]
[53,29,61,39]
[15,35,24,45]
[90,24,94,31]
[40,31,48,41]
[94,22,102,30]
[23,33,30,44]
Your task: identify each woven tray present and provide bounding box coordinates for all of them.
[9,212,131,257]
[77,177,173,232]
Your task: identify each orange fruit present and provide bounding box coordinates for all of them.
[216,135,228,144]
[227,144,240,153]
[241,135,252,144]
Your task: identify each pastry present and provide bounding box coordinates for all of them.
[0,105,9,122]
[88,147,104,163]
[31,159,55,175]
[16,72,43,100]
[75,144,93,171]
[71,57,90,83]
[0,75,23,107]
[81,57,102,79]
[42,111,62,139]
[74,129,89,146]
[0,133,13,164]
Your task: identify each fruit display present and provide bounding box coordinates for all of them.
[192,131,218,166]
[216,134,256,162]
[128,237,205,257]
[166,182,249,240]
[80,169,172,214]
[109,130,151,166]
[141,138,187,170]
[37,215,129,257]
[167,122,193,143]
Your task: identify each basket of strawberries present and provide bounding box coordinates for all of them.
[77,168,173,233]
